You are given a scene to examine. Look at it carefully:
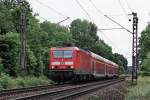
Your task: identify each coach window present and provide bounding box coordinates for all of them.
[64,50,73,58]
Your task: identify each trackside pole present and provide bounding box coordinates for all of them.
[131,12,138,85]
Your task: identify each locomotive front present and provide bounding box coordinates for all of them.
[49,47,76,82]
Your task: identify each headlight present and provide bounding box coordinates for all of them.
[71,66,74,69]
[51,66,55,69]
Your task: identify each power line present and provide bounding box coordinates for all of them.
[32,0,71,23]
[104,15,132,34]
[89,0,132,33]
[57,17,70,24]
[124,0,133,12]
[89,0,104,15]
[89,0,132,55]
[98,30,130,56]
[104,14,128,16]
[89,0,120,52]
[117,0,129,19]
[38,15,48,21]
[35,0,68,18]
[99,28,123,30]
[89,0,133,59]
[75,0,94,22]
[38,15,70,25]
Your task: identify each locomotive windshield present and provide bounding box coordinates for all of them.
[64,50,73,58]
[52,50,73,58]
[52,50,63,58]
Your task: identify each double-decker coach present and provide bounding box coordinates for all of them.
[49,47,118,82]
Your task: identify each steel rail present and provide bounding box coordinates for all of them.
[15,78,125,100]
[55,79,124,100]
[0,83,68,100]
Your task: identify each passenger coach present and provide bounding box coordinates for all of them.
[49,47,118,82]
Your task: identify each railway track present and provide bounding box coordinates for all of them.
[0,83,69,100]
[13,78,124,100]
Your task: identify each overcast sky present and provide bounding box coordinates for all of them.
[27,0,150,66]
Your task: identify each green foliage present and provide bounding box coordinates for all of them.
[92,40,113,60]
[125,76,150,100]
[26,46,38,76]
[0,73,53,90]
[113,53,128,73]
[0,32,19,76]
[0,58,4,74]
[140,52,150,76]
[70,19,98,50]
[0,73,17,89]
[139,26,150,61]
[40,21,74,47]
[0,2,15,34]
[139,25,150,75]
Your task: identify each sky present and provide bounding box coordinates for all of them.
[27,0,150,66]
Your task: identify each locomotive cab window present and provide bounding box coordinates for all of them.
[52,50,73,58]
[64,50,73,58]
[52,50,63,58]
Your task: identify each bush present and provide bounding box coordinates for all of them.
[0,74,17,89]
[139,71,150,76]
[125,76,150,100]
[0,74,53,90]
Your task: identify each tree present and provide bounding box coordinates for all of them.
[112,53,128,73]
[140,52,150,75]
[0,32,19,76]
[0,1,15,34]
[70,19,98,50]
[139,25,150,75]
[139,25,150,62]
[92,40,113,60]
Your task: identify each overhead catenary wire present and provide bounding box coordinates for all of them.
[75,0,94,22]
[38,15,70,25]
[88,0,132,34]
[98,30,131,56]
[104,14,128,17]
[38,15,48,21]
[89,0,104,15]
[89,0,132,58]
[57,17,70,24]
[35,0,68,18]
[32,0,71,24]
[99,28,123,31]
[117,0,129,19]
[124,0,133,13]
[104,15,132,34]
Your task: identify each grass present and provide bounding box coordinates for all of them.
[0,74,54,90]
[125,76,150,100]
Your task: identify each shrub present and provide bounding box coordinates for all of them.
[0,73,17,89]
[125,76,150,100]
[139,71,150,76]
[0,74,53,90]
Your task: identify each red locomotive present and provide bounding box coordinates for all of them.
[49,47,118,82]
